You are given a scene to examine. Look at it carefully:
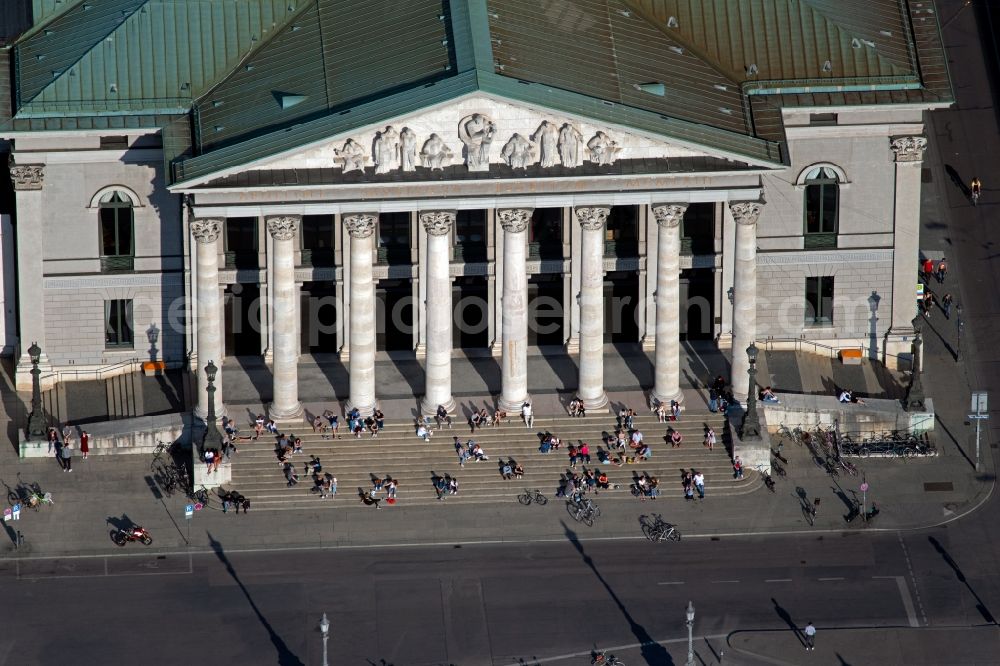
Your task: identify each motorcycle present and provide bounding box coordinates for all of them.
[112,525,153,547]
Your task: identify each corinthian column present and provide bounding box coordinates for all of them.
[650,204,686,406]
[419,211,456,416]
[345,214,378,417]
[497,208,532,411]
[192,218,225,419]
[10,160,49,391]
[266,215,303,420]
[729,202,762,398]
[575,206,610,411]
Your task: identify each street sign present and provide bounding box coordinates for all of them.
[194,502,204,511]
[916,283,925,297]
[860,482,869,492]
[184,504,194,518]
[2,508,10,522]
[12,504,21,520]
[972,392,988,413]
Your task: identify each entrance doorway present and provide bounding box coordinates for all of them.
[453,276,489,350]
[527,274,564,346]
[301,282,338,353]
[681,269,714,339]
[376,279,413,351]
[224,283,262,356]
[604,271,639,343]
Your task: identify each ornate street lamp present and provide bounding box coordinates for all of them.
[741,342,762,440]
[905,328,926,412]
[319,613,330,666]
[685,601,696,666]
[203,360,223,449]
[25,342,47,439]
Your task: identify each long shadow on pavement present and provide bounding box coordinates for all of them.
[928,536,997,625]
[207,532,305,666]
[561,520,674,665]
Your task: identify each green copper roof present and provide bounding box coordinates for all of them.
[15,0,301,116]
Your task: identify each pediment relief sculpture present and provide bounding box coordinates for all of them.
[421,133,454,171]
[373,126,400,175]
[335,138,366,173]
[558,123,584,168]
[400,127,418,172]
[531,120,560,168]
[458,113,497,171]
[501,133,535,170]
[588,131,621,166]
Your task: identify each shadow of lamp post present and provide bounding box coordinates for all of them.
[26,341,47,439]
[905,325,926,412]
[203,360,223,450]
[867,291,880,361]
[741,342,762,439]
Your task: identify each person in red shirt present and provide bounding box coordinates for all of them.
[921,257,934,283]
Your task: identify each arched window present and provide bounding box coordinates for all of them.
[99,190,135,271]
[803,166,839,248]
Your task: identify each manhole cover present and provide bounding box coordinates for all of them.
[924,482,954,492]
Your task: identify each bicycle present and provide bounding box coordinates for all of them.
[567,494,599,526]
[838,458,859,476]
[517,488,548,506]
[593,651,626,665]
[7,473,53,510]
[640,514,681,542]
[803,497,820,526]
[771,460,787,478]
[755,465,775,492]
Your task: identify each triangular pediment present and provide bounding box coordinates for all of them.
[188,94,762,189]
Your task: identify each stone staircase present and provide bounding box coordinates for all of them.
[225,410,761,511]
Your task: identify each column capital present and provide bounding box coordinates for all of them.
[574,206,610,231]
[498,208,533,233]
[344,213,377,238]
[9,157,44,191]
[890,135,928,163]
[266,215,300,241]
[419,210,456,236]
[191,218,223,244]
[730,202,763,226]
[651,204,688,228]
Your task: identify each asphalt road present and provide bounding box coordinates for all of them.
[0,525,996,665]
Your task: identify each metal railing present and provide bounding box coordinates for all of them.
[528,242,562,260]
[803,233,838,249]
[453,244,487,263]
[377,246,410,265]
[300,248,335,268]
[100,255,134,272]
[759,337,906,364]
[603,240,638,258]
[38,358,143,385]
[224,251,259,269]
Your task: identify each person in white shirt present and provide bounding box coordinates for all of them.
[693,471,705,499]
[521,402,534,428]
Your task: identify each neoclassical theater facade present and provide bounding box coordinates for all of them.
[0,0,952,416]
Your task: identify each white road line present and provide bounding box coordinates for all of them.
[873,575,920,627]
[818,577,845,581]
[711,580,740,584]
[657,581,685,585]
[765,578,792,582]
[528,633,730,664]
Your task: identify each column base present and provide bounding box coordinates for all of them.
[884,326,917,371]
[716,332,733,349]
[420,395,455,417]
[15,352,53,392]
[565,338,580,354]
[649,387,684,408]
[580,392,609,412]
[193,404,229,422]
[269,401,304,422]
[640,335,656,352]
[489,340,503,358]
[345,398,377,418]
[414,343,427,359]
[498,393,531,414]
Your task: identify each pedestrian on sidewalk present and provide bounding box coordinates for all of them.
[434,476,448,500]
[704,427,716,451]
[416,422,432,442]
[47,428,58,455]
[283,462,299,487]
[803,622,816,650]
[936,257,948,284]
[60,441,73,472]
[80,431,90,460]
[682,472,694,500]
[693,471,705,499]
[733,456,744,479]
[921,257,934,283]
[922,290,934,318]
[435,404,453,429]
[521,401,533,428]
[360,488,381,509]
[942,293,953,319]
[669,429,683,448]
[204,448,215,473]
[447,476,458,495]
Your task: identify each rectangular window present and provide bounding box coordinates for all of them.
[604,205,638,257]
[680,203,715,255]
[809,113,838,126]
[105,299,134,348]
[378,212,410,264]
[454,210,486,262]
[529,208,562,260]
[99,136,129,149]
[301,215,335,267]
[805,276,834,325]
[224,217,258,269]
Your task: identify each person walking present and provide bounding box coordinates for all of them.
[60,441,73,472]
[941,293,953,319]
[80,431,90,460]
[521,401,534,429]
[921,257,934,283]
[936,257,948,284]
[693,470,705,499]
[704,427,716,451]
[803,622,816,651]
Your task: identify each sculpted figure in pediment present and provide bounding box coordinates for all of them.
[458,113,497,171]
[587,131,622,166]
[531,120,560,168]
[421,133,454,170]
[558,123,584,167]
[336,138,366,173]
[399,127,418,172]
[374,125,400,174]
[501,134,535,170]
